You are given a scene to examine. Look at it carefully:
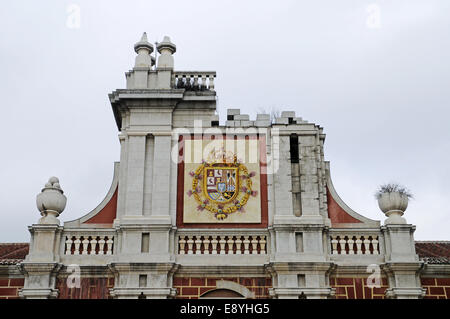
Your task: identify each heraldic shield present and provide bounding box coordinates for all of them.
[204,166,239,204]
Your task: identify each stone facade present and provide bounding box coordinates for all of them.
[0,33,449,299]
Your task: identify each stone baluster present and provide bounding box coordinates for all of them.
[235,237,242,255]
[81,237,89,255]
[209,75,215,90]
[243,236,250,255]
[185,75,191,89]
[227,237,234,255]
[331,236,339,255]
[211,237,218,255]
[260,237,267,255]
[91,237,98,255]
[73,237,81,255]
[193,75,199,90]
[106,237,114,255]
[187,236,194,255]
[201,74,207,90]
[98,237,106,255]
[339,237,347,255]
[65,237,73,255]
[195,237,202,255]
[179,236,186,255]
[372,237,379,255]
[348,237,355,255]
[363,237,371,255]
[219,237,226,255]
[203,237,210,255]
[355,236,363,255]
[251,237,258,255]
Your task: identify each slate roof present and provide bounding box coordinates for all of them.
[0,243,29,265]
[415,241,450,264]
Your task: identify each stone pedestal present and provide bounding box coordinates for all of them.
[19,263,61,299]
[20,225,63,298]
[382,224,425,299]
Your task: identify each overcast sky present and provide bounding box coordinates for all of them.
[0,0,449,242]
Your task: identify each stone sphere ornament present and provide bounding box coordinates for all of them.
[375,183,412,225]
[36,176,67,225]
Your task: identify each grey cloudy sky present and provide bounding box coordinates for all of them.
[0,0,449,242]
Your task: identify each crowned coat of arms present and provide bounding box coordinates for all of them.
[187,148,257,220]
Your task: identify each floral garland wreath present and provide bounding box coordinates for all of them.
[187,159,258,220]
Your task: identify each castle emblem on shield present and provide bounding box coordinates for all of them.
[204,166,238,204]
[187,147,258,220]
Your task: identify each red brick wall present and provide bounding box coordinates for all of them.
[330,277,389,299]
[56,277,114,299]
[421,278,450,299]
[173,276,272,299]
[0,277,24,299]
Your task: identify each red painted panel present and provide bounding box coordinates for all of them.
[429,287,445,295]
[335,278,353,285]
[421,278,436,286]
[84,188,118,224]
[181,287,199,296]
[436,278,450,286]
[9,278,24,287]
[191,278,206,286]
[0,288,18,296]
[354,278,364,299]
[327,188,362,225]
[347,287,355,299]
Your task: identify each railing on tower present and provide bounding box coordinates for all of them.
[173,71,216,91]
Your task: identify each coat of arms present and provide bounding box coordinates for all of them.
[187,147,258,220]
[204,166,238,203]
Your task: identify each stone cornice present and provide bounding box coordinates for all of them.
[19,262,62,275]
[266,261,335,273]
[108,262,178,274]
[383,261,425,273]
[175,264,268,276]
[420,263,450,276]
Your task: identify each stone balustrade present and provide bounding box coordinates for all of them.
[330,234,380,255]
[174,71,216,91]
[64,234,114,255]
[178,234,267,255]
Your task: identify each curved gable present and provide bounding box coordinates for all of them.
[64,162,119,228]
[325,162,380,228]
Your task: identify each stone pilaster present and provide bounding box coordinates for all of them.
[108,263,178,299]
[267,263,335,299]
[124,132,147,218]
[272,135,293,223]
